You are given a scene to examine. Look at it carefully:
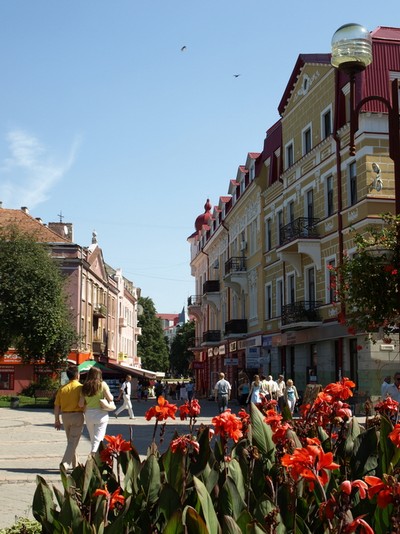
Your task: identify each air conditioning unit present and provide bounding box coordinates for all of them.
[213,260,219,269]
[240,240,247,251]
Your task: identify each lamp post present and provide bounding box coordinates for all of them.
[331,23,400,216]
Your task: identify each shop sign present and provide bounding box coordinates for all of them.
[208,348,214,358]
[262,335,272,347]
[218,345,226,355]
[0,365,15,372]
[246,346,260,367]
[192,361,205,369]
[229,341,237,352]
[0,353,22,364]
[224,358,238,366]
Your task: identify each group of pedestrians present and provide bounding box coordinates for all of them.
[54,366,134,471]
[215,371,299,415]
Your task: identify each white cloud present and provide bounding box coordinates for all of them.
[0,129,81,209]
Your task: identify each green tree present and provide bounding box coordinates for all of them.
[137,296,169,371]
[0,227,77,368]
[170,320,195,376]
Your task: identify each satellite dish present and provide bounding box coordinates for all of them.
[63,225,68,236]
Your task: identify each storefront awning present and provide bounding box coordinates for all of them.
[106,361,165,379]
[78,360,108,373]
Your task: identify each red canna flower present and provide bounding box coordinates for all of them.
[375,397,399,416]
[323,378,355,400]
[100,434,132,465]
[93,485,125,511]
[389,424,400,447]
[281,438,339,490]
[179,399,201,420]
[170,434,200,454]
[340,479,368,499]
[364,476,393,508]
[264,409,283,432]
[212,409,243,443]
[343,516,374,534]
[145,396,177,422]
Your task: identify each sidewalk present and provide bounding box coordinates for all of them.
[0,398,219,529]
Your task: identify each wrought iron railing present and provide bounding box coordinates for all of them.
[281,300,322,326]
[279,217,320,246]
[224,319,248,335]
[224,256,246,275]
[203,330,221,343]
[187,295,202,307]
[203,280,220,293]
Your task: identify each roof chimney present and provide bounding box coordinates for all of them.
[21,206,29,214]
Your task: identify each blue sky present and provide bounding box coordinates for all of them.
[0,1,398,313]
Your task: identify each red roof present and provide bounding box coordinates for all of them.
[0,207,71,243]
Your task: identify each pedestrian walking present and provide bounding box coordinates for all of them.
[247,375,263,405]
[238,378,250,406]
[54,365,85,471]
[381,376,392,398]
[275,374,286,412]
[79,367,114,453]
[115,375,134,419]
[285,379,299,415]
[186,380,195,401]
[386,371,400,402]
[214,372,231,413]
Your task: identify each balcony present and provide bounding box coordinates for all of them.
[202,280,221,312]
[225,319,248,337]
[93,304,107,318]
[277,218,321,275]
[281,301,322,329]
[202,330,221,344]
[224,257,247,294]
[187,295,203,320]
[92,340,106,354]
[203,280,220,293]
[119,317,127,328]
[188,337,203,351]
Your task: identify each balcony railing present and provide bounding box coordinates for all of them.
[224,319,248,336]
[281,301,322,326]
[279,217,320,247]
[203,330,221,343]
[188,295,202,307]
[224,256,246,275]
[92,340,106,354]
[203,280,220,294]
[93,304,107,318]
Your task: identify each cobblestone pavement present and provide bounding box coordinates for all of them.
[0,398,220,529]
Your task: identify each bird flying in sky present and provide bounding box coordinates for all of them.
[233,74,241,77]
[181,46,187,51]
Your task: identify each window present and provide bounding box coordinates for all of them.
[285,142,294,169]
[306,189,314,220]
[265,284,272,320]
[287,273,295,304]
[249,219,257,255]
[303,126,312,155]
[0,370,14,390]
[288,201,295,223]
[322,108,332,139]
[249,273,258,320]
[326,258,336,304]
[277,210,284,246]
[349,161,357,205]
[276,278,283,317]
[306,267,316,304]
[249,164,255,182]
[326,175,334,216]
[265,218,272,251]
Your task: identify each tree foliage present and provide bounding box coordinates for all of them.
[170,320,195,376]
[137,296,169,371]
[0,227,77,368]
[333,213,400,338]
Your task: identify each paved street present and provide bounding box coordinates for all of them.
[0,398,220,530]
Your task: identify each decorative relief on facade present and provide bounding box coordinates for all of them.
[265,254,272,264]
[328,307,338,318]
[293,71,321,102]
[347,208,358,222]
[248,268,258,286]
[324,221,334,232]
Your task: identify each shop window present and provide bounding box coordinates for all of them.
[0,371,14,390]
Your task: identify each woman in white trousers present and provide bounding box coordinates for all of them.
[79,367,114,453]
[115,375,134,419]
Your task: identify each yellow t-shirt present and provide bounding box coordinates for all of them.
[54,380,84,413]
[84,382,110,409]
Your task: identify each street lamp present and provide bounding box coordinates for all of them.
[331,24,400,340]
[331,23,400,215]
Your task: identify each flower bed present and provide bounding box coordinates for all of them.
[32,380,400,532]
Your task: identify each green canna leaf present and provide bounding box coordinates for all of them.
[220,476,246,519]
[163,510,185,534]
[221,515,242,533]
[139,453,161,505]
[161,443,185,493]
[32,476,57,525]
[183,505,211,534]
[193,476,220,534]
[249,402,275,456]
